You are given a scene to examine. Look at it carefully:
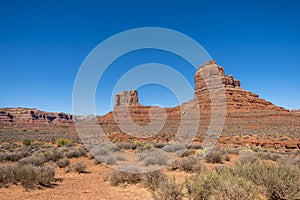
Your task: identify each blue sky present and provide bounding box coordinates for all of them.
[0,0,299,115]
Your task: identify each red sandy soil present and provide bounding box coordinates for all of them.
[0,157,153,200]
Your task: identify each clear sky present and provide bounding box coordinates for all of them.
[1,0,300,115]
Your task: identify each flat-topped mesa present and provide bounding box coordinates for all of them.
[114,90,139,107]
[194,60,286,112]
[0,107,73,128]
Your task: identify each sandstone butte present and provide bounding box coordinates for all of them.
[1,60,300,150]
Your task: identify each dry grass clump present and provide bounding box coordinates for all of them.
[257,152,282,161]
[236,150,258,165]
[152,177,183,200]
[169,156,202,173]
[64,147,87,158]
[18,156,45,166]
[233,163,300,199]
[70,161,86,173]
[162,143,186,152]
[0,163,55,189]
[104,167,142,186]
[138,150,168,166]
[0,151,29,162]
[56,158,70,168]
[104,162,299,200]
[205,148,223,164]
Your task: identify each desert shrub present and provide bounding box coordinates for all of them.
[65,147,87,158]
[143,170,167,191]
[71,161,86,173]
[236,150,258,165]
[185,169,219,200]
[138,150,168,166]
[90,143,119,158]
[136,143,154,153]
[0,163,55,189]
[22,139,31,146]
[179,149,195,157]
[278,157,300,169]
[190,143,203,149]
[162,143,186,152]
[122,141,135,149]
[0,164,13,187]
[169,156,202,173]
[154,142,166,148]
[96,155,116,165]
[18,156,45,166]
[233,163,300,199]
[214,179,257,200]
[105,170,142,186]
[258,152,282,161]
[35,165,55,186]
[57,158,70,168]
[57,138,72,147]
[153,177,183,200]
[195,147,210,157]
[223,154,230,161]
[133,141,142,148]
[0,151,28,162]
[205,149,223,164]
[41,150,64,162]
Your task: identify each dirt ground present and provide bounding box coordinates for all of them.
[0,157,153,200]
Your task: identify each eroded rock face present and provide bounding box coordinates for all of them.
[0,108,73,128]
[1,60,300,149]
[194,60,285,112]
[99,60,299,149]
[115,90,139,107]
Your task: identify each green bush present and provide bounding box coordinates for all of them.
[56,138,72,147]
[22,139,31,146]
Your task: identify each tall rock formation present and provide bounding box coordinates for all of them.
[194,60,285,112]
[115,90,139,107]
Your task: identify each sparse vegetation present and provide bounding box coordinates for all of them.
[104,170,142,186]
[57,138,72,147]
[169,156,202,173]
[162,143,186,152]
[57,158,70,168]
[138,150,168,166]
[152,177,183,200]
[71,161,87,173]
[236,149,258,165]
[22,139,31,146]
[0,163,55,189]
[205,148,223,164]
